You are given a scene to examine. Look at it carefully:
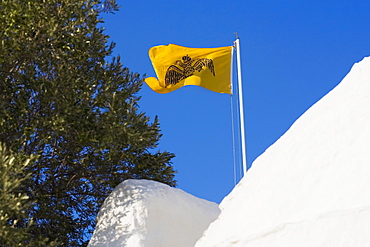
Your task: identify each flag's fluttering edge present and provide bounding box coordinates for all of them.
[144,44,233,94]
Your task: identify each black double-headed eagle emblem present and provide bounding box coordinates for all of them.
[165,55,215,87]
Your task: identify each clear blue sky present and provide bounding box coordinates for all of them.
[102,0,370,203]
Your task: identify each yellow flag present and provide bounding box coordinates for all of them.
[144,44,233,94]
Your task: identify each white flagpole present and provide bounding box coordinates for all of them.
[234,36,248,176]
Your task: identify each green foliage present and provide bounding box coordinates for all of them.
[0,143,32,246]
[0,143,58,246]
[0,0,176,245]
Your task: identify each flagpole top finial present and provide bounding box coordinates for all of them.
[234,32,240,39]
